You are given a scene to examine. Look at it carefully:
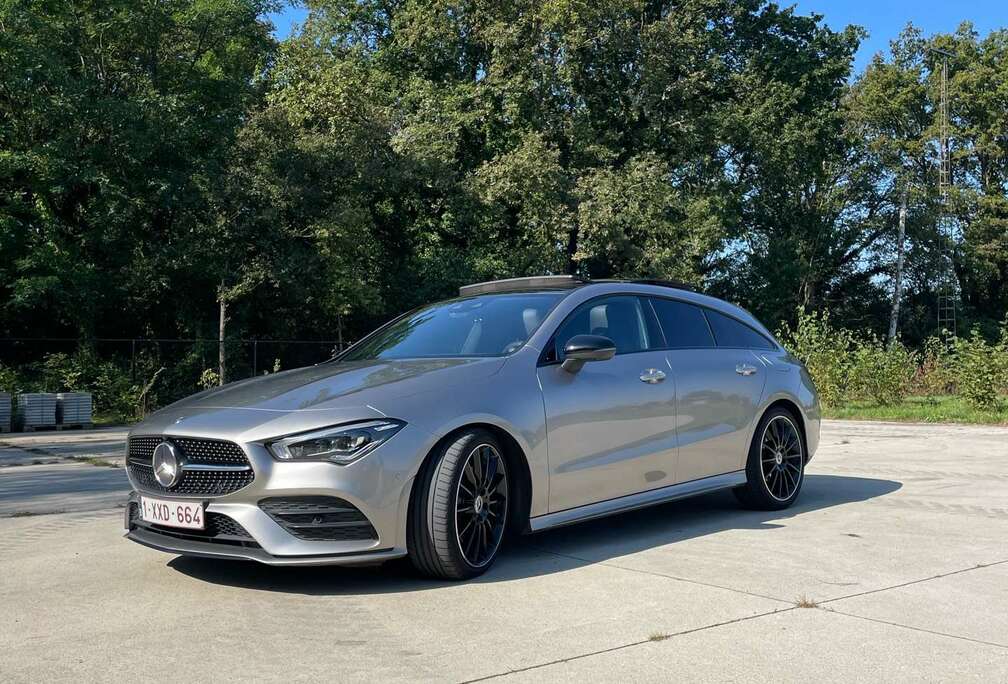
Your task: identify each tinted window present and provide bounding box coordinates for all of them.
[705,310,776,350]
[649,298,715,348]
[552,296,658,358]
[341,292,564,360]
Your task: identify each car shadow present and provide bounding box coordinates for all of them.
[168,473,901,594]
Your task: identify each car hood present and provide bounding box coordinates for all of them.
[134,357,507,442]
[169,357,506,414]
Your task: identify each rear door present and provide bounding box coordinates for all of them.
[648,298,768,483]
[537,295,678,512]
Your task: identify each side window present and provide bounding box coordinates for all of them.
[648,298,715,348]
[551,296,660,359]
[704,309,776,350]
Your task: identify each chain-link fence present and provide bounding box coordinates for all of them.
[0,337,348,416]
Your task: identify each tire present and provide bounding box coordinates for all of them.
[408,429,510,580]
[734,407,806,511]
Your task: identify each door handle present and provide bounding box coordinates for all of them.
[735,363,758,376]
[640,368,666,384]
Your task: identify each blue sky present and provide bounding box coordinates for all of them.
[267,2,1007,74]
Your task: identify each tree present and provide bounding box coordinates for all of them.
[707,12,871,327]
[849,27,937,343]
[0,0,277,341]
[943,26,1008,331]
[265,0,863,324]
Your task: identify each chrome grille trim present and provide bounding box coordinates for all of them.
[181,463,252,472]
[127,435,254,497]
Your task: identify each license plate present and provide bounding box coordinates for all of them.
[139,496,205,530]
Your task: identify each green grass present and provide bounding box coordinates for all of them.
[79,456,121,468]
[91,410,132,427]
[825,395,1008,426]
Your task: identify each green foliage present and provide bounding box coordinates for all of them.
[952,329,1008,409]
[780,308,916,407]
[1,2,1007,421]
[199,369,221,390]
[849,336,917,405]
[915,337,955,397]
[825,395,1008,425]
[777,308,856,408]
[0,364,21,396]
[0,0,277,339]
[33,350,138,419]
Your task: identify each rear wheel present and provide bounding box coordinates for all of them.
[734,408,805,510]
[408,429,509,580]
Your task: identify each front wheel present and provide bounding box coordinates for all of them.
[734,408,806,510]
[408,429,510,580]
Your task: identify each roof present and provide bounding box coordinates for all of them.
[456,275,775,343]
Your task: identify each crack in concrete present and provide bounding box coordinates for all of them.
[821,558,1008,605]
[469,552,1008,682]
[460,606,796,683]
[823,608,1008,650]
[528,544,793,605]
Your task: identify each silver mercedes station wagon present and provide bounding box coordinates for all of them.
[125,276,820,579]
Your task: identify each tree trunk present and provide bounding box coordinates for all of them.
[887,185,908,346]
[565,227,579,275]
[800,279,816,309]
[218,295,227,386]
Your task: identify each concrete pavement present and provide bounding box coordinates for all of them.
[0,427,128,467]
[0,428,130,515]
[1,420,1006,681]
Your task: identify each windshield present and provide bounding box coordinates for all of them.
[341,292,566,361]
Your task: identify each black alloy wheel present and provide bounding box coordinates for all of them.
[408,428,511,580]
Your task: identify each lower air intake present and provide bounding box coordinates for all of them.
[259,496,378,542]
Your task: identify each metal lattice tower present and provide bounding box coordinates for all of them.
[934,50,957,339]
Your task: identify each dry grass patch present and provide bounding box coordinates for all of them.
[795,595,820,608]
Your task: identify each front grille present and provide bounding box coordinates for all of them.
[127,436,254,497]
[128,502,260,548]
[260,496,378,542]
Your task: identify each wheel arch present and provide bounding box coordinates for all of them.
[406,421,534,545]
[761,398,810,463]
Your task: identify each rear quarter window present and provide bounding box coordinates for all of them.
[704,309,776,350]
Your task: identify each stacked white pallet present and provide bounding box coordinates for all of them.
[16,393,57,431]
[57,392,93,428]
[0,392,10,433]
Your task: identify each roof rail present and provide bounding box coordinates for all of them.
[584,278,699,293]
[625,279,699,293]
[458,275,583,297]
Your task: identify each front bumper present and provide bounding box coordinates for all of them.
[123,424,428,566]
[126,521,405,566]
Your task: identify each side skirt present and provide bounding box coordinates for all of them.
[528,470,746,533]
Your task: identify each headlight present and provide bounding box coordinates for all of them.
[267,420,405,465]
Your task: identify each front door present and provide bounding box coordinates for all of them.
[537,295,678,512]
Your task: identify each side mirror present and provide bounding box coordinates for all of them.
[561,334,616,373]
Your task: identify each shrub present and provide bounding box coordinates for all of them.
[777,308,856,408]
[1000,320,1008,395]
[39,351,87,392]
[198,368,220,389]
[914,336,955,397]
[0,364,21,396]
[849,335,916,405]
[952,329,1007,409]
[34,349,145,421]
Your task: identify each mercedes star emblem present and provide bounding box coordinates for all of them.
[152,441,181,488]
